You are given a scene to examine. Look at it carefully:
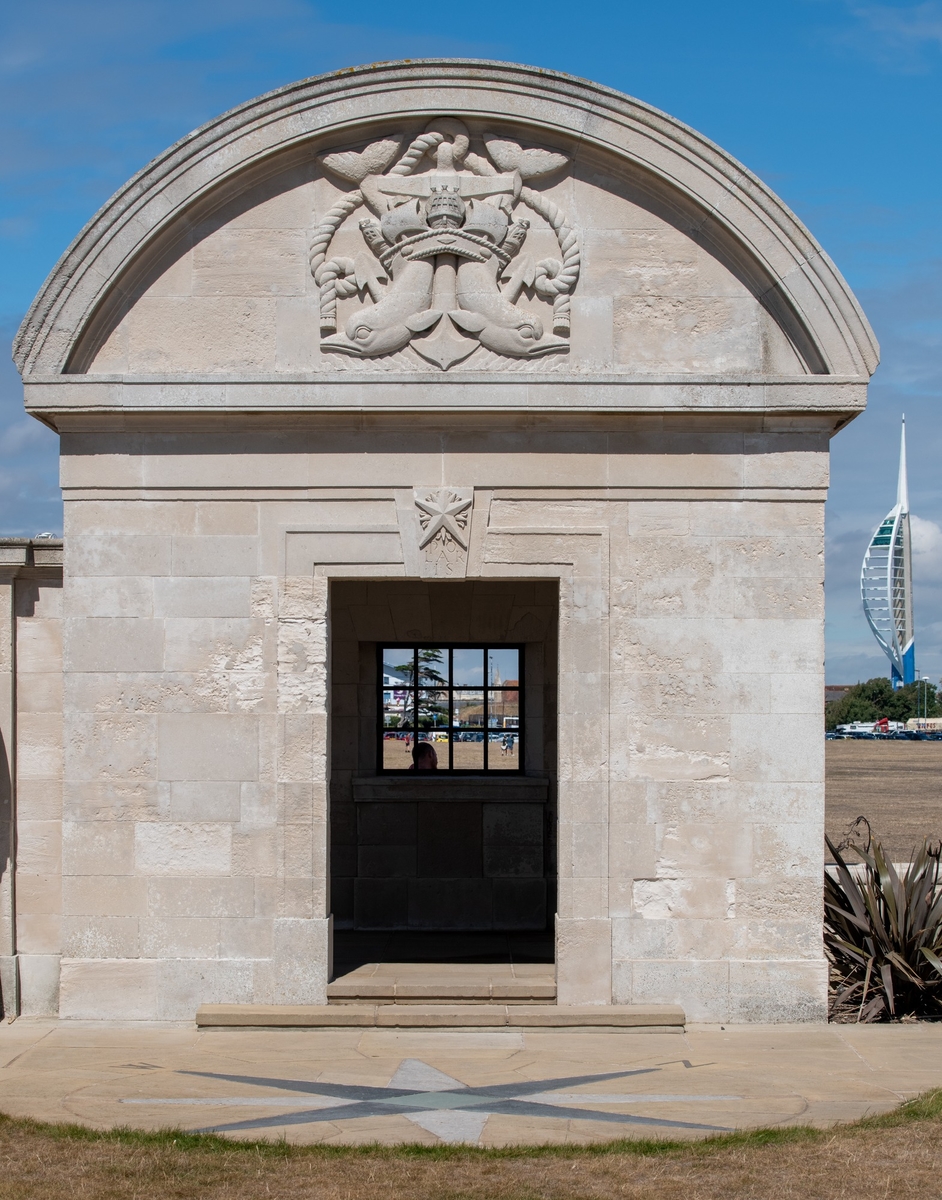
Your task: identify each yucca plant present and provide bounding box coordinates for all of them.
[825,820,942,1021]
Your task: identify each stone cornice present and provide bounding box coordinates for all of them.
[25,376,867,431]
[0,538,63,573]
[13,60,878,381]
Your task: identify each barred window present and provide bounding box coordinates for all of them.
[379,645,523,773]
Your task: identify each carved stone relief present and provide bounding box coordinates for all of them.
[414,487,473,576]
[415,488,472,551]
[310,120,580,369]
[394,486,476,577]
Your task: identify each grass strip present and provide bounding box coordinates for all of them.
[2,1092,941,1199]
[1,1086,940,1160]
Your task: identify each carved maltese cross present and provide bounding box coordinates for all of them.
[415,489,472,549]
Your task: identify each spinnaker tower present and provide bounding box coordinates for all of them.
[860,417,915,686]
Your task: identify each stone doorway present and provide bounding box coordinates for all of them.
[328,580,557,992]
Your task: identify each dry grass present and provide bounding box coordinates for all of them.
[1,1091,941,1200]
[826,741,942,860]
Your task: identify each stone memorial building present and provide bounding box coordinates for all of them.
[2,61,877,1024]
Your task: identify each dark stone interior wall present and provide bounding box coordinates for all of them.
[328,580,558,931]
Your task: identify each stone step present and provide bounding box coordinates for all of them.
[326,980,556,1004]
[196,1003,685,1030]
[326,962,556,1005]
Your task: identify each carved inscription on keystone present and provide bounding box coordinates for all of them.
[411,487,473,577]
[310,119,580,369]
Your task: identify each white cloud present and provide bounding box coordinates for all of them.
[911,513,942,581]
[0,317,61,535]
[841,2,942,69]
[0,418,48,456]
[851,2,942,45]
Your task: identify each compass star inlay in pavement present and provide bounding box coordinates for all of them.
[172,1059,729,1141]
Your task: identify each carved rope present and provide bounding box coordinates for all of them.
[377,227,512,273]
[310,131,447,331]
[520,187,581,335]
[465,155,581,336]
[309,193,364,331]
[387,130,445,177]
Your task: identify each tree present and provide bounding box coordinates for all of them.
[390,649,447,687]
[825,677,941,730]
[389,649,448,730]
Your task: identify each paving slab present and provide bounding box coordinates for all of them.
[1,1019,940,1147]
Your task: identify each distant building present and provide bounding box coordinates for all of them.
[825,684,855,706]
[907,717,942,731]
[861,418,915,687]
[382,670,407,704]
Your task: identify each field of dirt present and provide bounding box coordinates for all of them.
[382,738,519,770]
[826,740,942,859]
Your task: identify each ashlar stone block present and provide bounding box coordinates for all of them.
[134,822,232,876]
[63,876,147,918]
[154,576,251,619]
[65,619,164,673]
[17,954,61,1017]
[59,958,159,1020]
[62,821,134,876]
[157,714,259,782]
[556,917,612,1005]
[16,912,62,955]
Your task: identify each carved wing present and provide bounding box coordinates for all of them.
[483,135,569,180]
[319,138,402,184]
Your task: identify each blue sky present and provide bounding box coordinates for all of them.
[1,0,940,681]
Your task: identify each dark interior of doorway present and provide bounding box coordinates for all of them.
[333,930,554,975]
[328,579,558,997]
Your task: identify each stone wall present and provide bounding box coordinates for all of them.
[15,573,64,1015]
[56,497,313,1019]
[0,541,64,1018]
[33,419,829,1021]
[608,496,826,1021]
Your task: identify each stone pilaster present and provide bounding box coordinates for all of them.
[0,542,29,1015]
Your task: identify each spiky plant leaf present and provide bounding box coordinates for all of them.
[825,831,942,1021]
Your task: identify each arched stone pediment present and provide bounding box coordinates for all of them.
[14,60,877,387]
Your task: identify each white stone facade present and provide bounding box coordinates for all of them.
[4,61,877,1022]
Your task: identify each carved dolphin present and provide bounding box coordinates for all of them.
[320,257,437,357]
[454,259,567,357]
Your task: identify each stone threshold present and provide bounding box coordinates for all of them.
[325,962,557,1005]
[195,1004,685,1030]
[327,992,555,1004]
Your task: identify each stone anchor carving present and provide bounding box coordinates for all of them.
[310,120,580,369]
